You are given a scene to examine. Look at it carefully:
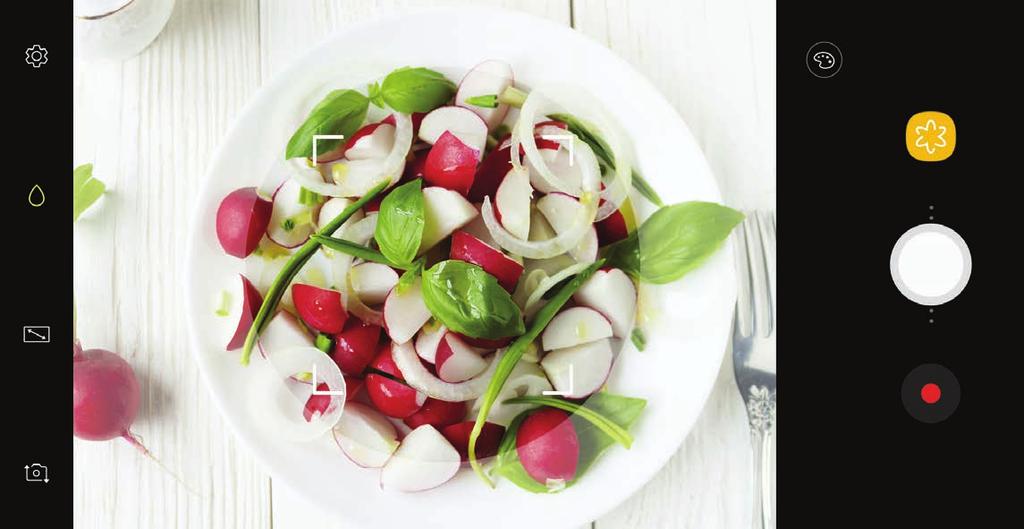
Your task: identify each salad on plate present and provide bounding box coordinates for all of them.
[211,60,742,493]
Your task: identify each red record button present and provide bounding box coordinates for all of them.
[920,383,941,404]
[902,364,959,423]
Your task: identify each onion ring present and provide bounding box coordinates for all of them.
[391,341,502,402]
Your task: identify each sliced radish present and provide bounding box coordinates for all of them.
[313,113,413,197]
[258,311,313,356]
[267,178,317,248]
[516,408,580,485]
[419,186,479,252]
[216,187,273,258]
[533,120,568,137]
[435,334,489,383]
[291,283,347,334]
[536,193,598,263]
[317,197,366,238]
[461,204,499,248]
[402,149,429,182]
[494,167,532,241]
[455,60,514,130]
[344,375,364,401]
[382,277,432,344]
[470,362,551,426]
[331,317,382,375]
[540,338,614,398]
[366,373,426,419]
[423,131,479,196]
[572,268,637,338]
[345,123,395,161]
[226,274,264,350]
[528,143,584,196]
[391,341,501,402]
[403,398,467,430]
[248,346,345,442]
[449,230,523,293]
[417,106,488,156]
[380,425,460,492]
[595,208,629,246]
[414,321,447,364]
[453,332,512,350]
[350,262,399,306]
[442,421,505,462]
[519,263,590,319]
[333,402,399,468]
[541,306,613,351]
[467,138,512,202]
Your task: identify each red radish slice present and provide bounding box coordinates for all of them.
[461,204,499,248]
[366,373,427,418]
[449,230,524,293]
[419,186,479,252]
[332,402,400,468]
[442,421,505,462]
[258,311,313,356]
[403,398,467,430]
[216,187,273,258]
[423,131,479,196]
[391,341,501,402]
[380,425,460,492]
[467,139,512,202]
[314,113,413,197]
[516,408,580,486]
[418,106,488,156]
[494,167,533,241]
[383,277,432,344]
[455,60,514,131]
[533,120,568,137]
[344,375,364,401]
[453,333,512,350]
[402,149,429,182]
[302,382,332,422]
[267,178,317,248]
[369,343,402,378]
[541,306,614,351]
[435,334,489,383]
[226,274,264,350]
[292,283,347,334]
[540,338,614,398]
[536,193,599,263]
[350,262,399,306]
[572,268,637,338]
[595,208,629,246]
[248,346,345,442]
[331,318,382,375]
[382,112,426,136]
[469,362,551,426]
[344,123,395,161]
[414,322,447,364]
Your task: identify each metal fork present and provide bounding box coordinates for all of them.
[732,210,776,529]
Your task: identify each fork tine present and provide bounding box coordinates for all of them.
[741,214,765,338]
[755,211,775,337]
[733,212,753,337]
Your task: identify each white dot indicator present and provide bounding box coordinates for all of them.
[890,223,971,306]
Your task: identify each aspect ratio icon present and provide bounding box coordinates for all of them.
[806,42,842,78]
[23,326,51,343]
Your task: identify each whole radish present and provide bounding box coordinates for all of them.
[73,341,149,455]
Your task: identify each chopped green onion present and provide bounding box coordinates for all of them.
[630,328,646,351]
[315,333,333,353]
[282,218,295,232]
[214,290,232,317]
[465,94,499,108]
[497,86,528,108]
[298,187,321,206]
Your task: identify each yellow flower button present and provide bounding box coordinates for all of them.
[906,111,955,162]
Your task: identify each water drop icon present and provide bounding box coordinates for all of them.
[28,185,45,207]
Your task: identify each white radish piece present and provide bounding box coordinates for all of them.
[345,123,395,161]
[350,262,399,306]
[332,402,399,468]
[521,263,590,319]
[435,334,489,383]
[248,346,346,442]
[417,106,488,157]
[414,321,448,364]
[540,338,614,399]
[536,193,598,264]
[419,186,478,252]
[392,341,502,402]
[470,362,552,426]
[455,60,514,131]
[317,197,366,238]
[494,167,532,240]
[383,277,432,344]
[528,145,584,196]
[380,425,461,492]
[573,268,637,338]
[267,177,316,248]
[463,204,499,248]
[321,113,414,196]
[258,311,313,356]
[541,307,614,351]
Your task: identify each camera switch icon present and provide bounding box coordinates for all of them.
[25,463,49,483]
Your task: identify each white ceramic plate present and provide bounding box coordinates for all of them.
[186,7,734,529]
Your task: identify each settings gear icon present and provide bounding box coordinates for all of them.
[25,45,48,68]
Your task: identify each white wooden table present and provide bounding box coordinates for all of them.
[72,1,775,528]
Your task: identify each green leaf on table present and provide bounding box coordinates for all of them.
[374,179,425,266]
[605,201,743,284]
[73,163,105,221]
[493,393,647,493]
[377,67,456,113]
[285,89,369,160]
[421,260,525,340]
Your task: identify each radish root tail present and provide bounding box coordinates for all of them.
[121,431,200,496]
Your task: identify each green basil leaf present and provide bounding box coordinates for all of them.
[606,201,743,284]
[421,260,525,340]
[285,89,369,160]
[379,67,456,113]
[396,259,424,295]
[374,179,425,266]
[73,163,105,221]
[548,112,664,207]
[493,393,647,493]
